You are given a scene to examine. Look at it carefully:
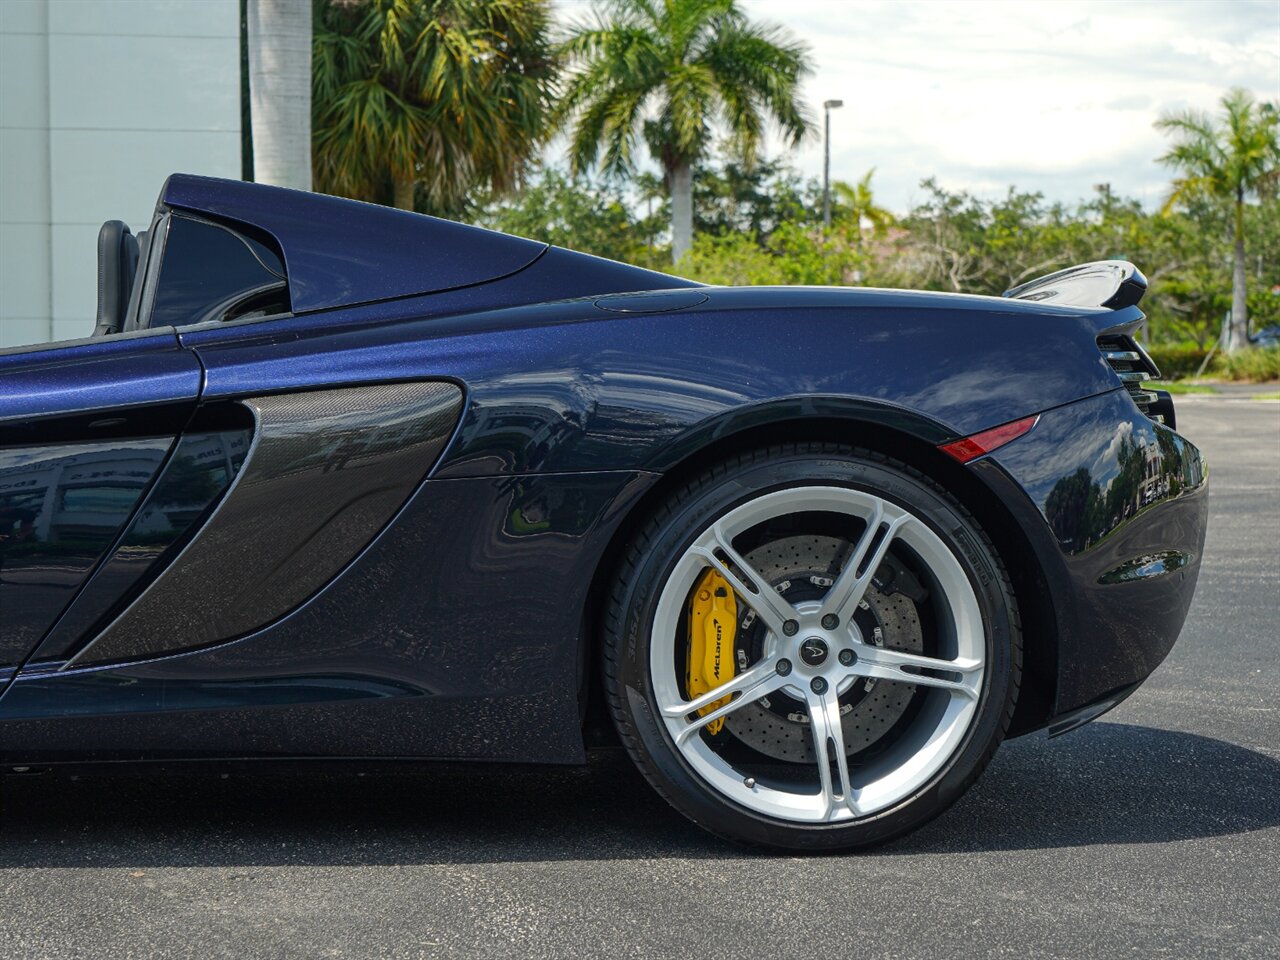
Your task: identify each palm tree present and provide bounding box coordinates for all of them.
[1157,88,1279,352]
[247,0,313,190]
[313,0,557,215]
[832,169,893,247]
[559,0,813,263]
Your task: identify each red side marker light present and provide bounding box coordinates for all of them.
[939,415,1040,464]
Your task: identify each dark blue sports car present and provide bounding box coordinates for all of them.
[0,175,1206,850]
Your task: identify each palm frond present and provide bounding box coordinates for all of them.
[558,0,813,178]
[1156,87,1280,211]
[313,0,557,211]
[699,18,814,147]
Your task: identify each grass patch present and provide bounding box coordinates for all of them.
[1152,381,1219,395]
[1252,391,1280,401]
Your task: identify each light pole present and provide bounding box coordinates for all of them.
[822,99,843,231]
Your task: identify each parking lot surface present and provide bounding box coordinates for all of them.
[2,399,1278,959]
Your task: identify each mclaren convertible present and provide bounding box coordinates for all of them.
[0,175,1207,850]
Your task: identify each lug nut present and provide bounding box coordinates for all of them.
[839,649,856,666]
[776,659,792,676]
[821,613,839,630]
[810,677,828,694]
[782,619,799,636]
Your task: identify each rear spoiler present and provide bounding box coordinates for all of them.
[1003,260,1147,310]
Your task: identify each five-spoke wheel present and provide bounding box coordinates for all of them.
[606,444,1019,851]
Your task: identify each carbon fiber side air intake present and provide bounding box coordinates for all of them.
[69,382,463,668]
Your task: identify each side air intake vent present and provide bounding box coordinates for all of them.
[1098,335,1162,421]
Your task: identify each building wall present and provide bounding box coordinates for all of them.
[0,0,241,348]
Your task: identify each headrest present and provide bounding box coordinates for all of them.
[93,220,138,337]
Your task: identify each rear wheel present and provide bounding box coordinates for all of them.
[604,443,1020,851]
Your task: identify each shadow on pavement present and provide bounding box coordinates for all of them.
[1,722,1276,867]
[884,721,1280,854]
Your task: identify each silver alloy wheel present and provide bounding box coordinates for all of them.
[650,485,985,824]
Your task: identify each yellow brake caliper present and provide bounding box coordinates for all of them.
[686,568,738,734]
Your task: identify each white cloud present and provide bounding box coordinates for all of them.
[551,0,1280,212]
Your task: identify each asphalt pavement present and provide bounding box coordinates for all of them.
[1,398,1277,960]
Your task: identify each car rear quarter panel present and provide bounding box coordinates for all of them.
[984,389,1208,716]
[182,286,1125,475]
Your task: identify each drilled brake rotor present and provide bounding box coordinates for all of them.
[723,534,922,763]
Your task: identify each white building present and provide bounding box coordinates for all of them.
[0,0,241,348]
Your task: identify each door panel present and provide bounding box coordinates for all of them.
[27,424,253,667]
[0,331,202,672]
[0,327,200,426]
[0,437,173,669]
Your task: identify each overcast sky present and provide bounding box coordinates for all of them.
[551,0,1280,212]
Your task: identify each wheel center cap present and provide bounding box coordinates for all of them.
[799,637,829,666]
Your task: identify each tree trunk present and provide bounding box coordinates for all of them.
[247,0,312,191]
[1228,191,1249,353]
[670,161,693,265]
[392,175,416,211]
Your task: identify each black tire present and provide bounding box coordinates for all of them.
[603,442,1022,852]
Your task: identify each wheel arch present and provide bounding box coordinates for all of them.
[579,402,1059,748]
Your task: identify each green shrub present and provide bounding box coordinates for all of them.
[670,232,789,285]
[1147,343,1280,382]
[1210,346,1280,382]
[1145,343,1211,379]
